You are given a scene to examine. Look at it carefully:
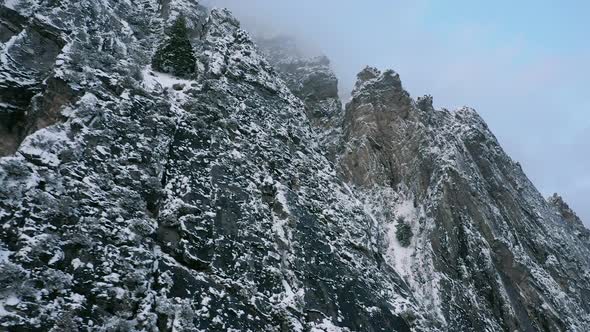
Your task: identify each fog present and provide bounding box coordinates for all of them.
[203,0,590,226]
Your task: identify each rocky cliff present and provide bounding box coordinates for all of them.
[257,36,343,161]
[0,1,588,331]
[337,68,590,331]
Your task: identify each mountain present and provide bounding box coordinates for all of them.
[0,1,588,331]
[337,67,590,331]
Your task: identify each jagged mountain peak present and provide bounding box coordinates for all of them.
[352,67,409,98]
[0,1,589,331]
[547,193,584,226]
[257,34,343,161]
[355,66,381,84]
[416,94,434,111]
[336,65,590,330]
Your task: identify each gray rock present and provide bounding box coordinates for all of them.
[338,67,590,331]
[172,83,185,91]
[0,1,588,331]
[258,36,344,161]
[0,6,68,156]
[547,193,585,227]
[0,2,426,331]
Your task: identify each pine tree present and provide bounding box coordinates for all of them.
[152,16,196,77]
[395,218,413,247]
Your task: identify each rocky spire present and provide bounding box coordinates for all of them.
[339,65,590,331]
[547,193,584,226]
[257,35,343,160]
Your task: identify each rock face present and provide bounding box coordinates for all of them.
[258,36,343,160]
[338,68,590,331]
[0,1,426,331]
[0,5,68,156]
[547,193,585,227]
[0,1,588,332]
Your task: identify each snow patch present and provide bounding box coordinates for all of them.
[3,0,20,9]
[0,247,11,263]
[0,295,19,318]
[18,126,69,167]
[383,198,418,277]
[310,318,347,332]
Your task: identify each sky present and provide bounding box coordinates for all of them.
[203,0,590,226]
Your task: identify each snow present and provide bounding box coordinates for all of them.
[5,296,19,306]
[0,31,39,88]
[0,31,19,54]
[142,66,192,91]
[378,198,419,278]
[48,250,64,265]
[3,0,20,9]
[275,182,290,214]
[0,247,11,263]
[68,293,86,309]
[0,295,19,318]
[71,258,83,270]
[200,296,211,306]
[279,279,299,308]
[113,287,126,299]
[18,126,69,167]
[272,217,288,244]
[228,149,243,160]
[95,145,109,155]
[385,221,414,276]
[310,318,347,332]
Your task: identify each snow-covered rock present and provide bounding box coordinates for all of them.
[339,67,590,331]
[0,1,588,331]
[0,1,426,331]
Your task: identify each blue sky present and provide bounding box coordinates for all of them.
[205,0,590,225]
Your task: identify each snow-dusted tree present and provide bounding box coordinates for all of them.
[395,217,413,247]
[152,16,196,77]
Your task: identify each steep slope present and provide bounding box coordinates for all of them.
[257,36,343,161]
[0,5,68,156]
[258,47,590,330]
[338,67,590,331]
[0,1,428,331]
[1,1,589,331]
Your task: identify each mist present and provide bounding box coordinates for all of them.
[203,0,590,226]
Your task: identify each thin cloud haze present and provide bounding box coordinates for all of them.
[204,0,590,225]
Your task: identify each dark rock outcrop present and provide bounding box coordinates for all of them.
[0,5,68,156]
[258,36,343,160]
[547,193,584,227]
